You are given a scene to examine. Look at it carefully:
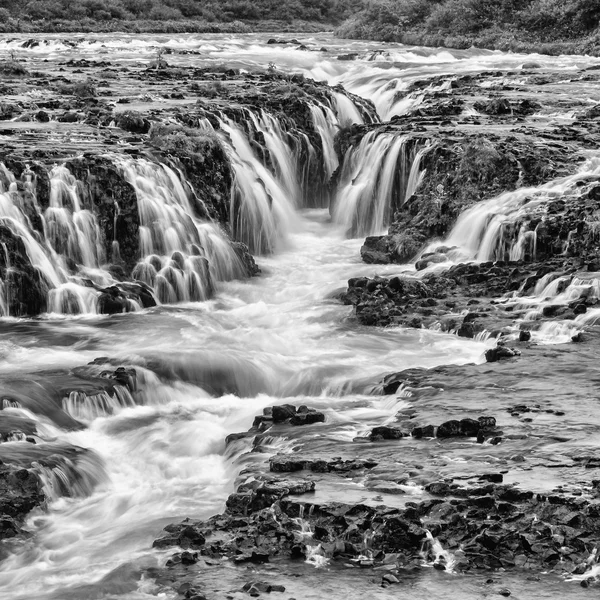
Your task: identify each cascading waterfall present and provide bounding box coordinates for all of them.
[44,165,105,269]
[0,165,73,314]
[443,155,600,262]
[0,155,252,315]
[45,165,110,314]
[247,109,304,207]
[333,132,423,237]
[213,115,297,254]
[309,102,340,180]
[332,91,366,126]
[404,141,432,204]
[115,156,246,303]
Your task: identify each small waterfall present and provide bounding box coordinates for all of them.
[332,91,365,126]
[309,103,340,180]
[115,156,245,303]
[422,530,457,572]
[404,142,432,204]
[44,165,105,268]
[247,110,303,207]
[292,510,330,568]
[332,132,413,237]
[444,156,600,261]
[32,450,108,501]
[61,385,137,423]
[215,115,297,254]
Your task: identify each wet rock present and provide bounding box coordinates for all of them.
[369,426,404,440]
[412,425,435,438]
[290,409,325,426]
[231,241,260,277]
[98,286,129,314]
[474,98,512,115]
[415,253,448,270]
[153,520,206,550]
[485,346,521,362]
[0,224,47,316]
[0,464,44,541]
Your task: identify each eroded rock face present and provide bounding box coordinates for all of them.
[153,424,600,590]
[0,464,44,543]
[64,156,141,275]
[0,223,47,316]
[340,255,595,341]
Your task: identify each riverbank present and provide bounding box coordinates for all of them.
[334,0,600,57]
[335,26,600,57]
[0,19,333,35]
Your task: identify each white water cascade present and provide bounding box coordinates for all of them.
[332,91,366,126]
[309,102,340,180]
[115,156,245,303]
[442,155,600,262]
[333,132,417,236]
[3,32,600,600]
[213,115,297,254]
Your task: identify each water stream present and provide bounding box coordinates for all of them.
[0,32,599,600]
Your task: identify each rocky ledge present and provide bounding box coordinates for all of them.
[148,388,600,598]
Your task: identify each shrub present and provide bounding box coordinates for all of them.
[149,123,221,163]
[0,58,28,77]
[114,110,150,134]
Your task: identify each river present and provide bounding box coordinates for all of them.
[0,32,598,599]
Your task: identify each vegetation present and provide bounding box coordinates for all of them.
[0,0,364,32]
[335,0,600,54]
[3,0,598,52]
[148,123,221,162]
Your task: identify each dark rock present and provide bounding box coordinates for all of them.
[369,426,403,440]
[412,425,435,438]
[485,346,520,362]
[272,404,297,423]
[290,410,325,426]
[437,420,461,437]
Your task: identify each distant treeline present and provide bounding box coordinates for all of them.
[335,0,600,53]
[0,0,363,27]
[2,0,599,53]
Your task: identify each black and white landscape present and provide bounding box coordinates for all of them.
[0,6,600,600]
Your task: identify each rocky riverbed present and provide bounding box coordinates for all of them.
[0,33,600,600]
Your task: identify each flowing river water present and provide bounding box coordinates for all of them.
[0,33,599,599]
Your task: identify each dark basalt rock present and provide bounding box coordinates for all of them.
[410,416,498,439]
[153,519,206,550]
[485,345,521,362]
[270,456,377,473]
[0,224,48,316]
[271,404,297,423]
[245,404,325,435]
[341,275,434,327]
[65,156,141,275]
[231,241,260,277]
[0,464,44,542]
[114,110,151,134]
[153,477,600,578]
[369,426,404,440]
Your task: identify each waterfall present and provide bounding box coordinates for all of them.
[115,156,246,303]
[247,109,303,207]
[404,142,431,204]
[0,156,251,316]
[332,91,365,125]
[45,165,105,268]
[214,115,297,254]
[332,132,412,237]
[309,103,340,180]
[444,156,600,261]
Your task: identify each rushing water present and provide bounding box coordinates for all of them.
[0,32,599,600]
